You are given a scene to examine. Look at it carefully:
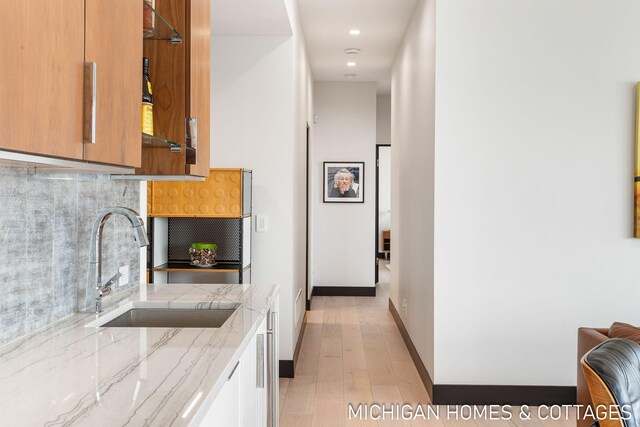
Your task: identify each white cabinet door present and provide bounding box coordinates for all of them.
[198,315,269,427]
[256,317,268,427]
[241,332,257,427]
[241,317,267,427]
[200,361,241,427]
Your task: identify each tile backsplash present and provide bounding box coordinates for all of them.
[0,166,141,346]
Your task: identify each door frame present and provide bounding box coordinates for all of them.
[305,123,312,310]
[375,144,391,284]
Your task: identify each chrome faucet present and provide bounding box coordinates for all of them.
[80,207,149,314]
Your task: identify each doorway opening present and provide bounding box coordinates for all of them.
[375,144,391,284]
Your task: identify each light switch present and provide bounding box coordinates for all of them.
[255,214,268,232]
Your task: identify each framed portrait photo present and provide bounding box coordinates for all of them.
[323,162,364,203]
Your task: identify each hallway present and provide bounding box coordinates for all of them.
[279,261,579,426]
[279,261,430,426]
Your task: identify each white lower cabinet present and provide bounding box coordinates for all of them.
[199,316,268,427]
[242,317,267,427]
[199,360,240,427]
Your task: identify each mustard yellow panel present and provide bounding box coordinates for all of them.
[151,181,187,216]
[146,184,153,216]
[150,169,243,217]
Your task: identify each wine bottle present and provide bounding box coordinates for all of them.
[142,57,154,136]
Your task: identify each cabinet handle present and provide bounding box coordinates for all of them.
[227,360,240,381]
[185,117,197,163]
[267,311,278,427]
[83,62,97,145]
[257,333,265,388]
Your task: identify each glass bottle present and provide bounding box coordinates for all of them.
[142,57,154,136]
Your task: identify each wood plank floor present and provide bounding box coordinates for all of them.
[279,262,578,426]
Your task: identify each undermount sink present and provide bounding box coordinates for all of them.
[100,307,238,328]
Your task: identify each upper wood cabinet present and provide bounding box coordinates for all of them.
[0,0,142,168]
[0,1,84,160]
[84,0,142,168]
[136,0,210,178]
[186,0,211,178]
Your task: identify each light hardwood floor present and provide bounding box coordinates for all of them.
[279,262,578,427]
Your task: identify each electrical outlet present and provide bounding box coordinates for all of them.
[402,298,407,310]
[119,265,129,287]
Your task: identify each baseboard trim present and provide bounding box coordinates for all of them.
[388,300,576,405]
[279,312,308,379]
[388,299,434,399]
[293,312,307,369]
[432,385,576,405]
[279,360,294,378]
[312,286,376,297]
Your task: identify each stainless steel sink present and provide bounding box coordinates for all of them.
[100,307,238,328]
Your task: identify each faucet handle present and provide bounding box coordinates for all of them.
[105,271,122,285]
[95,271,122,313]
[103,271,122,290]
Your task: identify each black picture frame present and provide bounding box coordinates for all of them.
[323,162,365,203]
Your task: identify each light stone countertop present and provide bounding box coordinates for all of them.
[0,283,279,427]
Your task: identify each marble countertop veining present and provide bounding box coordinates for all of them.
[0,283,279,427]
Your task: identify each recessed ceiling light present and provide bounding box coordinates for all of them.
[347,62,356,67]
[349,29,361,36]
[344,48,360,55]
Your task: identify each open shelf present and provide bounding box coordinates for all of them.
[151,261,241,273]
[142,133,182,152]
[143,1,182,44]
[147,173,252,284]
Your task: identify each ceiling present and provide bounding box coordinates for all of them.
[298,0,418,94]
[211,0,292,36]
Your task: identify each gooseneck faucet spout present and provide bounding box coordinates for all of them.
[79,207,149,314]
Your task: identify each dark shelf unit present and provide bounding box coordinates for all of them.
[148,170,252,284]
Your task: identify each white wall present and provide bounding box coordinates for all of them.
[393,0,640,388]
[390,0,436,375]
[284,0,315,337]
[211,35,294,359]
[211,4,314,359]
[433,0,640,387]
[313,82,377,288]
[376,95,391,146]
